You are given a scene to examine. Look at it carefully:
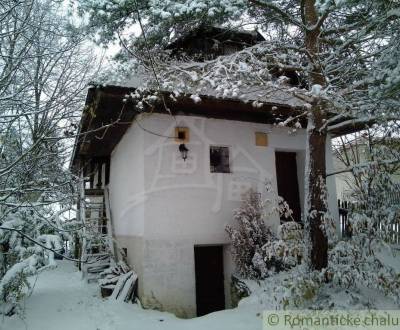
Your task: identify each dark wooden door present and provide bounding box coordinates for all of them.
[275,152,302,222]
[194,246,225,316]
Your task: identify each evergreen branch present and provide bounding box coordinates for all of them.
[247,0,304,29]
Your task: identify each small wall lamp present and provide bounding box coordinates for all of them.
[179,143,189,161]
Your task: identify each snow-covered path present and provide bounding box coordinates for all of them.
[2,261,262,330]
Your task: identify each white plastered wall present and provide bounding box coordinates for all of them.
[108,120,145,294]
[108,113,339,317]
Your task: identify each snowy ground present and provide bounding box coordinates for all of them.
[3,249,399,330]
[1,261,263,330]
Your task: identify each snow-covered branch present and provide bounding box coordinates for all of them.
[326,158,400,178]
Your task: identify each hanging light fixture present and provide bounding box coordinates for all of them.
[178,143,189,161]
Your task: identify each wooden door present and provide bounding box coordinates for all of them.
[194,246,225,316]
[275,152,302,222]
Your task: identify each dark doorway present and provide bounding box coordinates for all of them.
[275,151,302,222]
[194,246,225,316]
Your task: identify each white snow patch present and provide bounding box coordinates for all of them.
[190,94,202,103]
[311,84,322,96]
[2,261,263,330]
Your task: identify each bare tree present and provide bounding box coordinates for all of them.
[0,0,96,314]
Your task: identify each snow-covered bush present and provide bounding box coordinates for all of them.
[241,238,400,310]
[335,132,400,244]
[241,221,400,309]
[226,184,305,279]
[349,169,400,245]
[232,172,400,308]
[260,221,304,275]
[0,255,40,315]
[322,238,400,305]
[323,163,400,302]
[0,209,68,314]
[331,144,400,294]
[226,189,275,279]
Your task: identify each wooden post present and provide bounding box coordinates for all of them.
[104,187,118,261]
[79,171,86,273]
[97,161,103,188]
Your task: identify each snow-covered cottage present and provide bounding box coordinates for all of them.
[71,27,357,318]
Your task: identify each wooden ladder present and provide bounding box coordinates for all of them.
[80,181,112,282]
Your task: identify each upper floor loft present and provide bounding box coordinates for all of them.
[166,25,265,61]
[165,25,301,87]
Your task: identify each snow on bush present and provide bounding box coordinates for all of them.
[229,167,400,309]
[241,238,400,310]
[0,255,39,315]
[261,221,304,275]
[0,209,69,315]
[326,162,400,303]
[226,184,303,279]
[225,189,275,279]
[241,227,400,309]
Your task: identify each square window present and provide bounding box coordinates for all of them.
[178,131,185,140]
[210,146,230,173]
[175,127,189,143]
[255,132,268,146]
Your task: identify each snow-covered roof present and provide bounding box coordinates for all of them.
[120,74,308,109]
[166,25,265,50]
[69,81,308,171]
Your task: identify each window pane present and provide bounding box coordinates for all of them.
[210,146,230,173]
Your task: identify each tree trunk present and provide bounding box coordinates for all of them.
[305,108,328,270]
[304,0,329,270]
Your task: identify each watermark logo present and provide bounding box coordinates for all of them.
[263,310,400,330]
[121,116,272,217]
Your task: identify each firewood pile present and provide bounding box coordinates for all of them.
[98,261,137,302]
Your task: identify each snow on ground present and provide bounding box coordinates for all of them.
[1,261,263,330]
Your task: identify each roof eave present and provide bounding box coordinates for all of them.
[70,85,369,172]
